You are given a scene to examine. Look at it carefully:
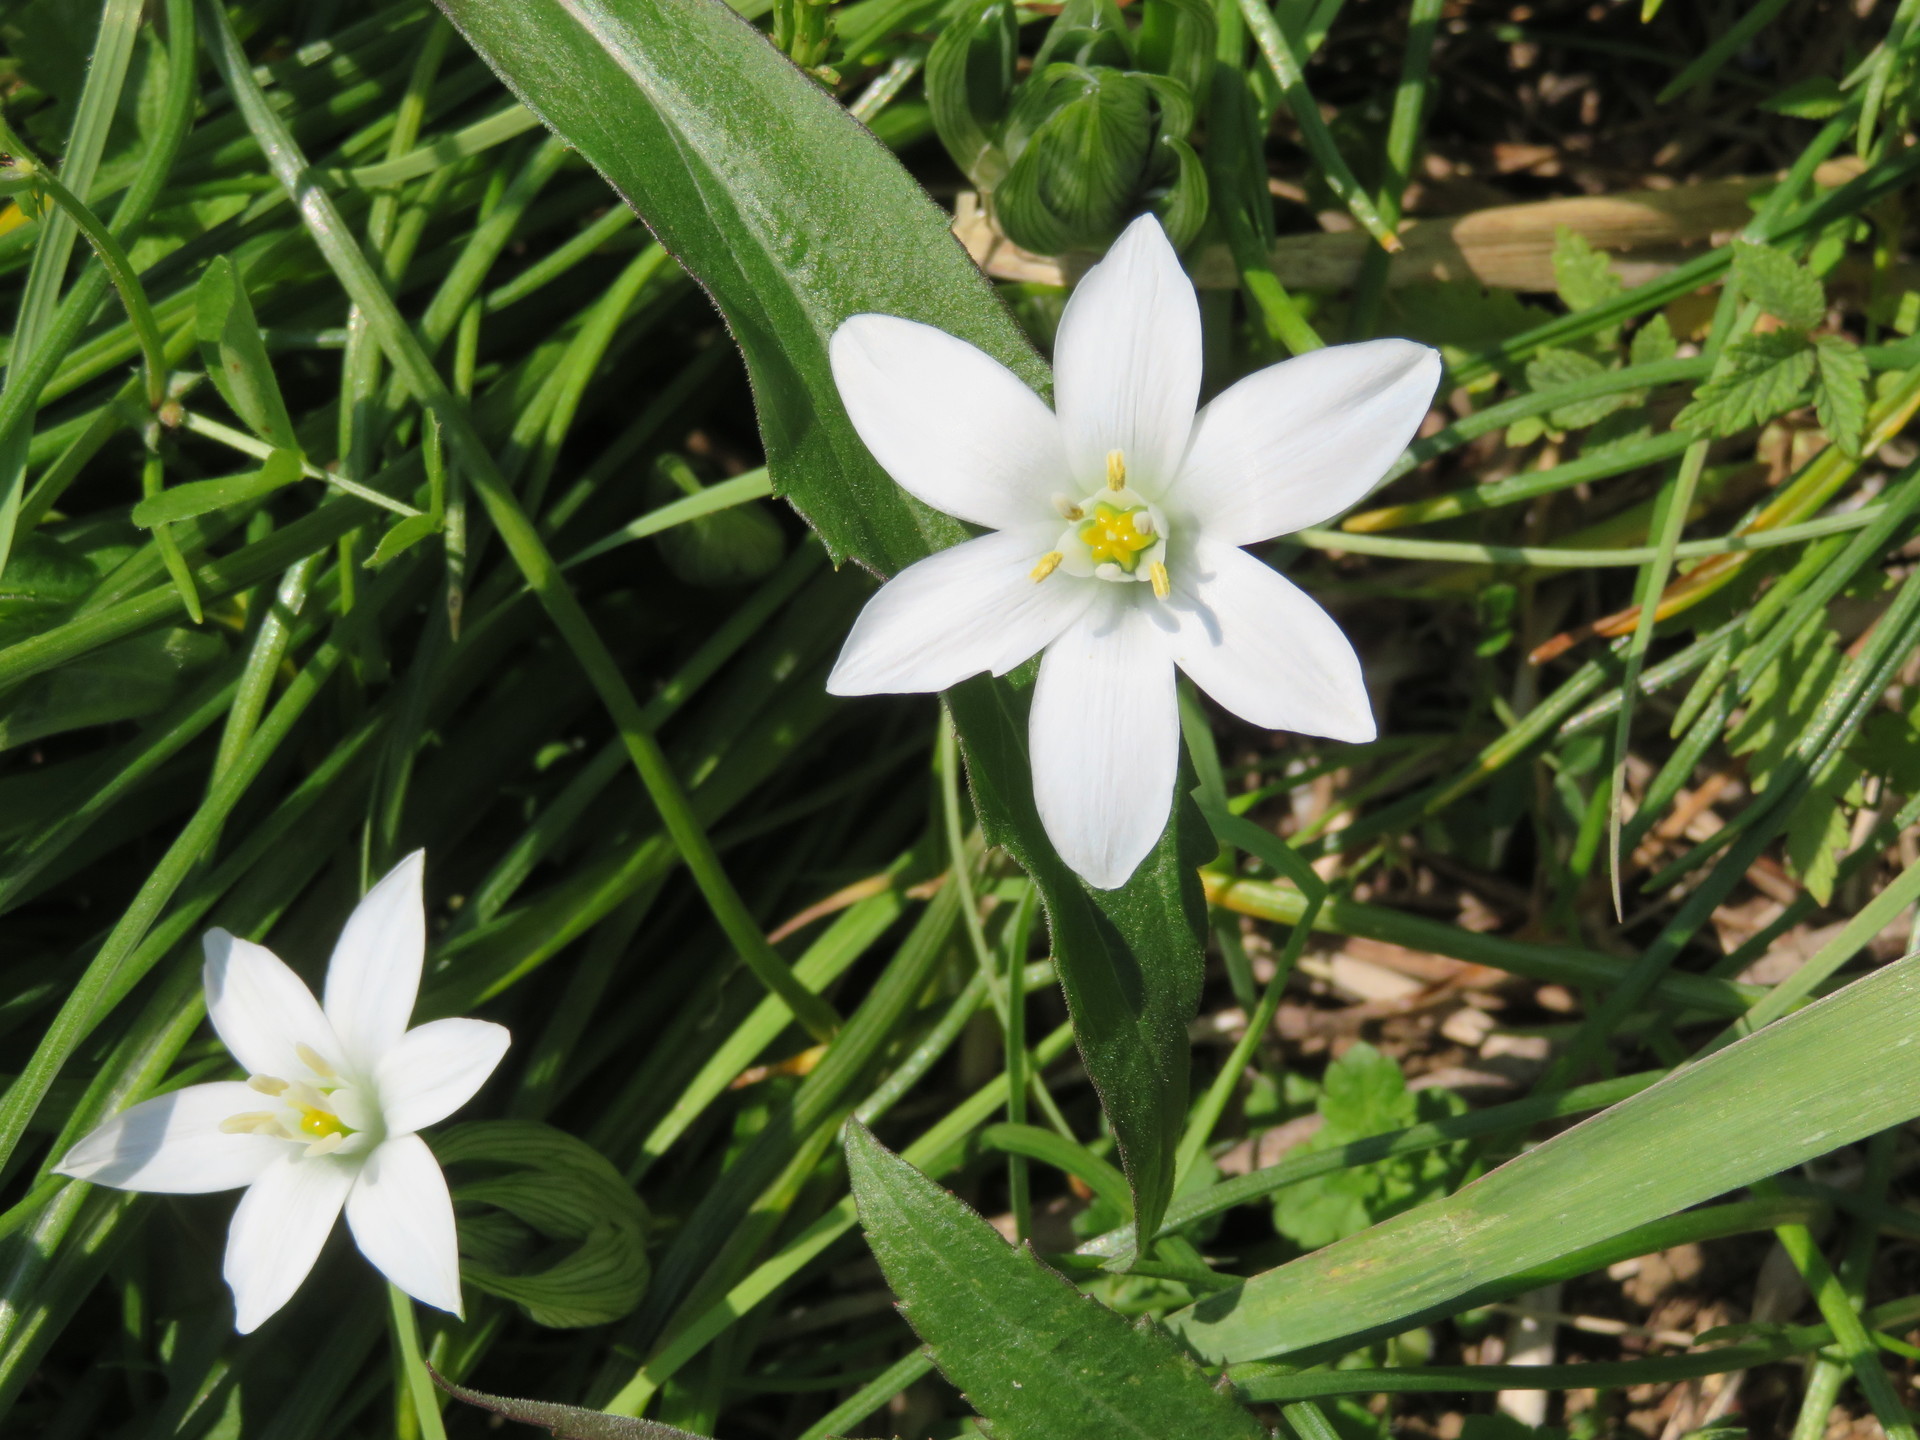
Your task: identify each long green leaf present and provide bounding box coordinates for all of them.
[845,1123,1264,1440]
[434,0,1208,1247]
[1167,951,1920,1362]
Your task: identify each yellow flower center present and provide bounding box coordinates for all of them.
[297,1106,348,1140]
[1079,502,1155,572]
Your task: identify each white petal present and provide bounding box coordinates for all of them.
[203,930,341,1081]
[375,1018,511,1135]
[345,1134,462,1317]
[1052,213,1202,498]
[1166,539,1375,741]
[324,850,426,1075]
[54,1082,287,1194]
[827,525,1095,695]
[1173,339,1442,545]
[830,315,1067,531]
[223,1151,355,1333]
[1029,593,1180,889]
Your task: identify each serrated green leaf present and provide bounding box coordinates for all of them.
[1272,1044,1471,1250]
[1524,346,1604,391]
[1169,950,1920,1362]
[1849,709,1920,793]
[1783,761,1857,906]
[130,447,302,529]
[1382,281,1554,359]
[1525,347,1633,430]
[437,0,1208,1251]
[1728,613,1843,792]
[1628,312,1677,367]
[1732,241,1826,330]
[1813,333,1869,456]
[1673,329,1815,438]
[845,1123,1265,1440]
[194,255,298,450]
[1550,225,1622,314]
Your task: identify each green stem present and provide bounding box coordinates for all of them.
[387,1285,450,1440]
[1766,1192,1920,1440]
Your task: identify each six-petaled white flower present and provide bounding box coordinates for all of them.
[55,851,509,1333]
[825,213,1441,889]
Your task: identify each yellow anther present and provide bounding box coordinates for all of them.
[1030,551,1064,583]
[219,1111,277,1134]
[1149,561,1170,599]
[1105,450,1126,491]
[248,1074,288,1096]
[295,1042,335,1078]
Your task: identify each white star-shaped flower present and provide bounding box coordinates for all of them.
[826,213,1441,889]
[55,852,509,1333]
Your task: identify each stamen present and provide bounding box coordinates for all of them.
[1051,494,1084,521]
[219,1111,277,1134]
[295,1042,335,1078]
[1095,562,1125,581]
[1149,561,1170,600]
[248,1074,288,1096]
[1134,511,1154,536]
[303,1132,346,1158]
[1105,450,1126,491]
[1030,551,1064,583]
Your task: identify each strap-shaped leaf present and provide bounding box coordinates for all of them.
[846,1122,1265,1440]
[1168,950,1920,1363]
[435,0,1207,1251]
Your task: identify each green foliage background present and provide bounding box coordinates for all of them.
[0,0,1918,1438]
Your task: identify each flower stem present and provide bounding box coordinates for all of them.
[386,1284,449,1440]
